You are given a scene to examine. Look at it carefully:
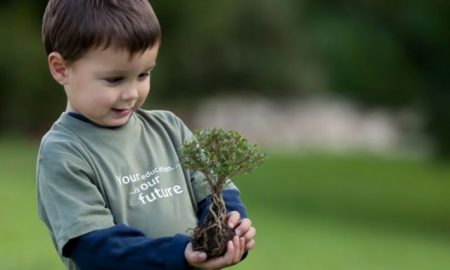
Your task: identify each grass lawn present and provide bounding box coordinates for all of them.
[1,137,450,269]
[0,137,61,269]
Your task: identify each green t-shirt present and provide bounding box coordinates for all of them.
[36,109,236,269]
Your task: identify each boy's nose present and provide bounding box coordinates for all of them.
[121,84,139,100]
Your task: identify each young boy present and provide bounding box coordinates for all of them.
[36,1,256,269]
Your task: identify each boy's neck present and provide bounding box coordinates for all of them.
[67,112,123,129]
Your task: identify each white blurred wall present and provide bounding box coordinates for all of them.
[192,96,428,155]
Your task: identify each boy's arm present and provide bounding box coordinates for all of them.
[65,224,192,270]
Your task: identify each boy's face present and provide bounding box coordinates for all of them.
[52,45,158,127]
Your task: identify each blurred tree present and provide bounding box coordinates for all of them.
[307,7,424,106]
[302,0,450,157]
[151,0,309,102]
[0,0,449,157]
[0,1,64,135]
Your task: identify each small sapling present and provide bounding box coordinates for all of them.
[179,128,267,257]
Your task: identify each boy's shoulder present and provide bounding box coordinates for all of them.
[38,110,190,157]
[38,115,87,161]
[137,109,182,123]
[135,109,188,130]
[136,109,193,144]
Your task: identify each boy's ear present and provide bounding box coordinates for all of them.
[48,52,69,85]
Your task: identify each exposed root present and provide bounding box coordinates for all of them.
[191,192,234,257]
[191,217,234,257]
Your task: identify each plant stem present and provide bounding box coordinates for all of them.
[209,184,226,228]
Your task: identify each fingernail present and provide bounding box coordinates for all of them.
[228,221,234,227]
[235,229,241,235]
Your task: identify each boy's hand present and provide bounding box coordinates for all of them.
[185,235,245,270]
[226,211,256,251]
[185,211,255,269]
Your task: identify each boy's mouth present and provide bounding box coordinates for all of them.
[111,108,132,117]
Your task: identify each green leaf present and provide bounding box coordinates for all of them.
[179,128,267,190]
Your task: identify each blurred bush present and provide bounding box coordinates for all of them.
[0,0,449,157]
[0,1,65,135]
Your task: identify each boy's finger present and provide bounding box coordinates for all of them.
[194,252,207,263]
[245,239,256,251]
[232,236,242,263]
[184,243,207,264]
[242,226,256,241]
[226,211,241,228]
[235,218,252,236]
[239,237,246,260]
[200,240,235,269]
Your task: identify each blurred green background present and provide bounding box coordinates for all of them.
[1,0,450,269]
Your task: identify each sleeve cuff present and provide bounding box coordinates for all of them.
[165,234,192,270]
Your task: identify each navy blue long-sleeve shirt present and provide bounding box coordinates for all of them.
[65,189,247,270]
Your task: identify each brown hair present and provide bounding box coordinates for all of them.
[42,0,161,63]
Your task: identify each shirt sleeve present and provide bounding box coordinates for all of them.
[37,153,115,254]
[66,224,192,270]
[67,189,247,270]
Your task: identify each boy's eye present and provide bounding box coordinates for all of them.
[138,72,151,79]
[105,77,124,84]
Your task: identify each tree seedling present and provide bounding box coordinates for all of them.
[179,128,267,257]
